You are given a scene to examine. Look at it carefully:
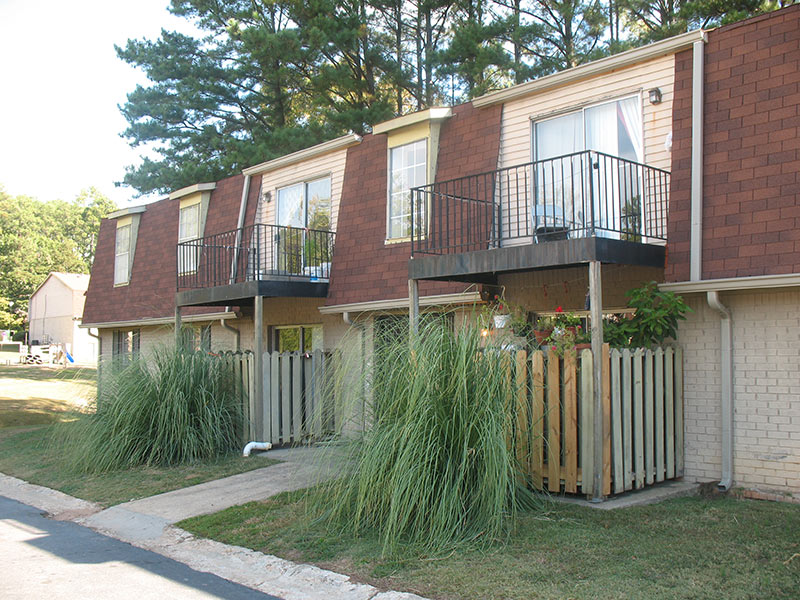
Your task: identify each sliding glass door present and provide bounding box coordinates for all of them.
[533,95,643,238]
[276,177,331,275]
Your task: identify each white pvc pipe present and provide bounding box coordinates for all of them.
[243,441,272,457]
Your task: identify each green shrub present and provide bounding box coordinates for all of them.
[604,281,692,348]
[59,347,243,473]
[313,314,536,557]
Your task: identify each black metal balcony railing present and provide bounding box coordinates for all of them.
[410,150,670,256]
[177,223,335,290]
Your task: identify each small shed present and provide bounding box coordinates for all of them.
[28,273,97,364]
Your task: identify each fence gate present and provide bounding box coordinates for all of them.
[262,350,330,446]
[514,344,684,497]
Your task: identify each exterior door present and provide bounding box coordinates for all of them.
[276,178,331,275]
[533,95,643,237]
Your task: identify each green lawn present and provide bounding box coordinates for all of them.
[0,364,97,427]
[0,364,277,506]
[0,425,277,506]
[180,489,800,600]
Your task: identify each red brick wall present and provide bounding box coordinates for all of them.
[326,102,503,306]
[666,5,800,281]
[83,173,259,325]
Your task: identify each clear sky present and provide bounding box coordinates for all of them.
[0,0,198,208]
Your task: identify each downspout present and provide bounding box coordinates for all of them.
[706,291,733,491]
[343,311,368,432]
[87,328,102,407]
[222,174,251,351]
[690,36,706,281]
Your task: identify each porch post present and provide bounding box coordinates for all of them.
[174,306,182,348]
[409,278,420,335]
[253,295,264,441]
[589,260,604,502]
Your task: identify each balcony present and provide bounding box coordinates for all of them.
[409,150,669,282]
[176,223,335,307]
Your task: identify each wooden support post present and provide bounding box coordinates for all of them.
[174,306,182,348]
[253,295,264,441]
[409,278,420,336]
[589,260,604,502]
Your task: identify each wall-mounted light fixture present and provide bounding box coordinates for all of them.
[648,88,663,104]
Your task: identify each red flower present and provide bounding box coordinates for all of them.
[556,306,563,313]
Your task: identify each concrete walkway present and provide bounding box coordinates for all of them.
[0,448,426,600]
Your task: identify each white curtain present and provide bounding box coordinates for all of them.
[534,112,583,230]
[617,96,644,163]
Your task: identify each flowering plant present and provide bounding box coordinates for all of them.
[553,306,582,329]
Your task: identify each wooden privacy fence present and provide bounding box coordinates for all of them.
[221,350,331,446]
[513,345,684,497]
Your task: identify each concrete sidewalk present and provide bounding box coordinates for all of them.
[0,448,426,600]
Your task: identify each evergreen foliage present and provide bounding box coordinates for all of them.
[118,1,794,195]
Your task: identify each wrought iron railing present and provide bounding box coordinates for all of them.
[177,224,335,290]
[410,150,669,256]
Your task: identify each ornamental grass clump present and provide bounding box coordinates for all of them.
[60,347,243,473]
[313,314,536,556]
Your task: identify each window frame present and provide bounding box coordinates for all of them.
[272,324,323,353]
[111,328,140,368]
[386,138,428,242]
[114,224,132,286]
[178,202,201,275]
[530,93,643,163]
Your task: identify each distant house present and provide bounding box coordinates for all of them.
[28,272,97,364]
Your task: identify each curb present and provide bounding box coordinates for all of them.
[0,471,428,600]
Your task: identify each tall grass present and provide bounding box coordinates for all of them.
[313,314,536,556]
[59,347,243,473]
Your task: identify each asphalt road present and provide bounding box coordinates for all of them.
[0,495,282,600]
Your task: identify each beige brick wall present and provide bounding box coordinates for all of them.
[679,289,800,497]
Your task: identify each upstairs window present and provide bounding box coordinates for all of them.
[178,203,200,273]
[114,224,131,285]
[388,139,427,240]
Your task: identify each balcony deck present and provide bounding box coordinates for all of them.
[176,224,334,307]
[409,150,669,282]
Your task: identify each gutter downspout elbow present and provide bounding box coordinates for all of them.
[707,291,733,492]
[220,316,240,351]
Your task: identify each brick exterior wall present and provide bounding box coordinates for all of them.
[327,102,503,306]
[83,173,260,325]
[679,290,800,497]
[666,5,800,282]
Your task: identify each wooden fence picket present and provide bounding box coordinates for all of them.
[580,348,594,496]
[633,349,645,489]
[622,348,633,491]
[515,350,530,482]
[665,347,675,479]
[530,351,545,489]
[563,352,578,493]
[546,353,561,492]
[644,349,655,486]
[610,349,624,495]
[655,347,665,483]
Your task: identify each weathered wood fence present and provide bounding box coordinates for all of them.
[513,344,683,496]
[224,344,682,497]
[221,350,331,446]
